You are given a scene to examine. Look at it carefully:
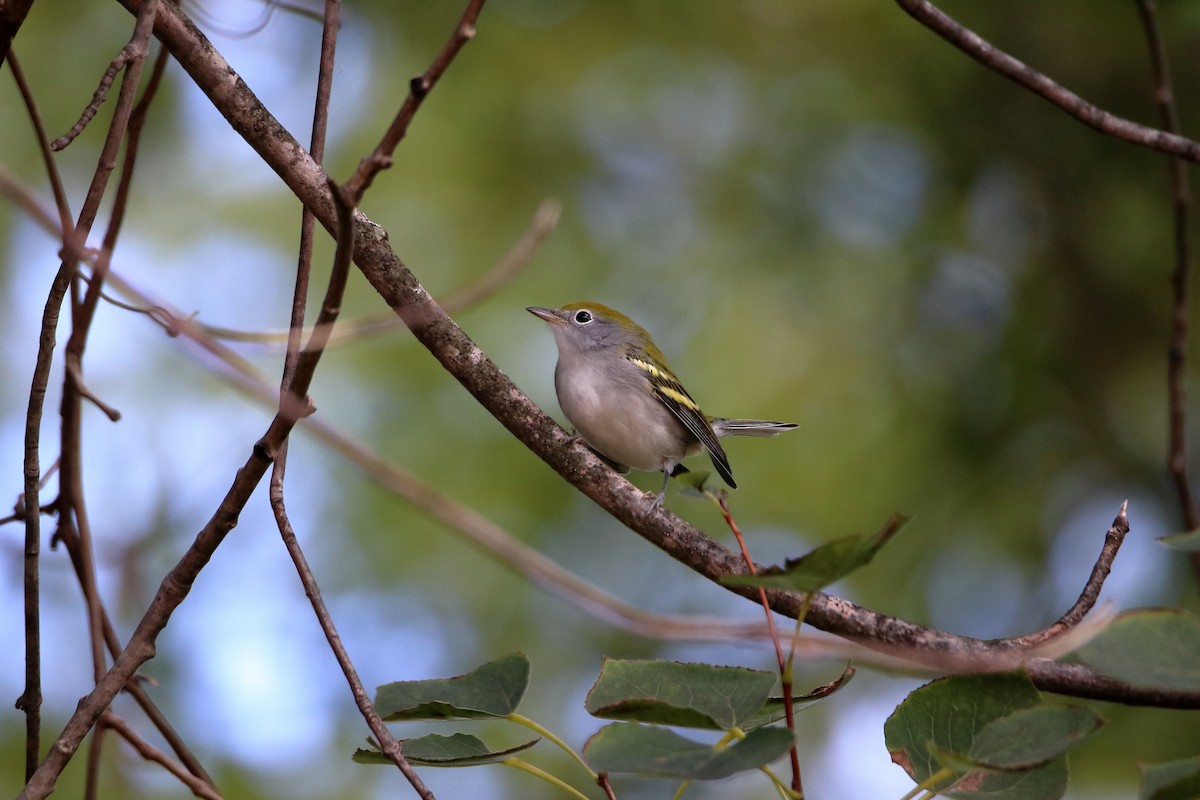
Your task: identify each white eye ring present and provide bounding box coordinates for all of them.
[573,310,593,324]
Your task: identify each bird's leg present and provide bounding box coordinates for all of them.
[652,470,671,506]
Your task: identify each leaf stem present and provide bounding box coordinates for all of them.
[507,713,597,780]
[503,757,591,800]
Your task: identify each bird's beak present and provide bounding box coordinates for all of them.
[527,306,565,326]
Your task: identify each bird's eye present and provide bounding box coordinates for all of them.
[573,310,593,324]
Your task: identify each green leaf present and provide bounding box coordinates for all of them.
[743,664,856,730]
[1140,754,1200,800]
[884,672,1068,800]
[583,722,794,779]
[938,761,1069,799]
[585,658,775,730]
[1157,529,1200,551]
[1073,609,1200,691]
[940,704,1103,771]
[721,514,908,592]
[675,469,716,497]
[374,653,531,721]
[353,733,539,766]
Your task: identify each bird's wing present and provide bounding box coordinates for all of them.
[651,376,736,488]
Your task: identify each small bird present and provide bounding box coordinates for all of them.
[528,302,797,500]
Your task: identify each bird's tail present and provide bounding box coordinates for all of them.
[710,418,799,438]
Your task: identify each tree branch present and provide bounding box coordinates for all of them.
[1133,0,1200,586]
[893,0,1200,162]
[18,2,486,796]
[109,0,1200,712]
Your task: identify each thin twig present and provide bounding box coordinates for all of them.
[597,773,618,800]
[101,713,224,800]
[270,2,432,795]
[7,168,1193,711]
[893,0,1200,162]
[1010,501,1130,648]
[52,8,159,798]
[439,198,561,313]
[180,197,560,348]
[1133,0,1200,586]
[5,52,73,237]
[7,47,61,781]
[271,488,437,799]
[716,494,802,797]
[20,1,486,794]
[19,3,1200,748]
[343,0,487,200]
[50,27,153,150]
[64,361,121,422]
[62,35,213,793]
[52,517,217,788]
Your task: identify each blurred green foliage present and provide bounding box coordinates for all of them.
[3,0,1200,798]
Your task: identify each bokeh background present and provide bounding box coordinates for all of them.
[3,0,1200,797]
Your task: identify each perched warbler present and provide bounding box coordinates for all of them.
[528,302,797,499]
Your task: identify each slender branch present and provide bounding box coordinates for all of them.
[64,361,121,422]
[270,9,432,790]
[439,198,561,313]
[893,0,1200,162]
[50,7,158,798]
[1133,0,1200,585]
[51,504,216,788]
[5,52,74,236]
[343,0,487,199]
[5,47,67,783]
[152,196,559,349]
[271,474,436,800]
[82,0,1200,713]
[100,713,223,800]
[51,33,148,151]
[19,2,489,795]
[717,494,802,796]
[1010,501,1129,648]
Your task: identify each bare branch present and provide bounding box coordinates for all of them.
[64,361,121,422]
[49,6,160,796]
[439,198,561,314]
[152,196,560,348]
[19,2,490,794]
[1010,502,1130,648]
[50,36,147,151]
[29,0,1200,717]
[893,0,1200,162]
[343,0,486,200]
[4,52,74,238]
[1133,0,1200,583]
[101,713,223,800]
[271,11,434,785]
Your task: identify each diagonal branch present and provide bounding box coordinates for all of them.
[104,0,1200,712]
[19,3,487,797]
[893,0,1200,162]
[343,0,485,200]
[273,168,435,797]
